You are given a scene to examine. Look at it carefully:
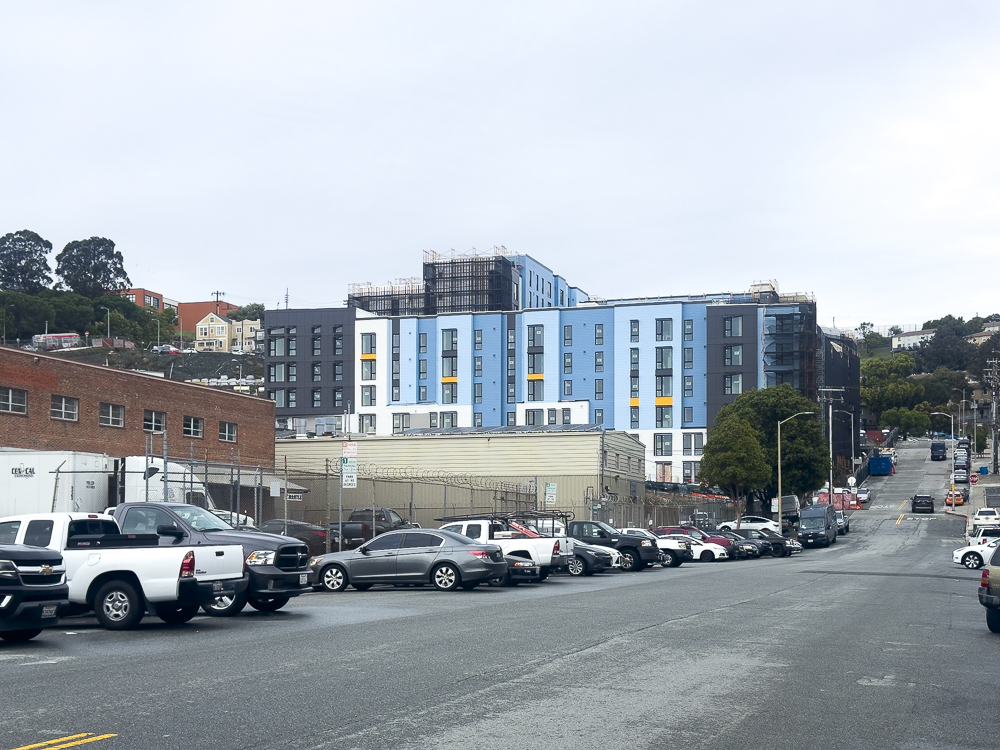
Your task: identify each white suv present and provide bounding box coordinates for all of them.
[717,515,780,533]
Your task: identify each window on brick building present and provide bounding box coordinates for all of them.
[100,403,124,428]
[144,409,166,433]
[50,395,78,421]
[219,422,238,443]
[183,416,204,438]
[1,387,27,414]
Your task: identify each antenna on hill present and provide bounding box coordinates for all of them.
[285,288,289,310]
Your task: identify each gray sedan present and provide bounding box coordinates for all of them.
[309,529,507,592]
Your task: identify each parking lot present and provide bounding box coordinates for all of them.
[3,440,997,750]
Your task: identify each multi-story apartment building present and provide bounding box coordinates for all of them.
[266,281,822,483]
[118,287,179,315]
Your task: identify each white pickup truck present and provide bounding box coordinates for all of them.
[0,513,248,629]
[438,518,570,578]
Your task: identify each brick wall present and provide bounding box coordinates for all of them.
[0,348,275,466]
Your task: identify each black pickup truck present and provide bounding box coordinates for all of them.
[0,543,69,642]
[109,503,310,616]
[339,507,416,549]
[566,520,660,572]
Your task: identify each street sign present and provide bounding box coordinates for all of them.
[287,493,303,502]
[971,474,979,485]
[342,442,357,458]
[847,477,856,487]
[342,442,358,488]
[544,482,557,506]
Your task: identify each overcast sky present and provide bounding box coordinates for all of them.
[3,2,998,332]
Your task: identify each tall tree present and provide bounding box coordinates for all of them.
[55,237,130,298]
[855,321,886,355]
[860,353,924,420]
[228,303,264,321]
[0,230,53,293]
[698,417,771,523]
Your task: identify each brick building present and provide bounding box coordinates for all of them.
[0,347,275,467]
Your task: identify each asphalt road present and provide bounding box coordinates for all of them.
[3,440,995,750]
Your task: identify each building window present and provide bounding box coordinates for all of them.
[507,383,516,404]
[594,351,604,372]
[311,363,322,382]
[268,363,285,382]
[656,347,672,370]
[100,403,124,428]
[563,379,573,396]
[419,332,427,353]
[683,434,693,456]
[527,380,544,402]
[474,382,483,403]
[269,390,285,408]
[526,409,543,426]
[655,406,672,428]
[684,348,693,369]
[218,421,238,443]
[333,388,343,408]
[442,383,456,404]
[630,376,639,399]
[362,360,376,381]
[474,356,483,378]
[287,337,296,356]
[683,376,694,398]
[656,318,673,341]
[392,334,400,355]
[694,434,704,455]
[724,315,743,337]
[312,325,321,335]
[724,344,743,366]
[547,409,557,425]
[527,353,544,374]
[333,325,343,355]
[474,330,482,350]
[182,415,204,438]
[528,325,544,347]
[630,407,639,429]
[564,353,572,374]
[392,413,410,434]
[287,389,297,407]
[313,389,323,407]
[507,411,516,426]
[594,324,603,345]
[269,338,285,357]
[507,355,517,378]
[441,413,459,429]
[474,412,483,427]
[268,327,285,336]
[429,412,438,428]
[656,375,672,397]
[654,434,672,456]
[442,355,458,378]
[562,408,571,424]
[362,385,376,406]
[419,359,427,380]
[287,364,297,382]
[563,325,572,346]
[630,348,640,369]
[683,319,693,341]
[143,409,166,433]
[334,361,343,381]
[683,406,693,423]
[418,385,427,401]
[683,461,699,483]
[724,373,743,395]
[359,414,376,433]
[361,333,376,354]
[630,320,639,342]
[508,329,516,347]
[594,379,603,400]
[442,329,458,352]
[312,337,321,356]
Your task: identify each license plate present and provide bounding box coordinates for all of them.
[213,581,223,592]
[41,605,58,619]
[299,574,308,585]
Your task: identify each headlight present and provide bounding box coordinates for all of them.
[0,560,18,579]
[640,540,652,546]
[307,556,323,568]
[511,560,533,568]
[246,550,276,566]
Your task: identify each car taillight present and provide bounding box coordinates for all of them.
[316,531,326,537]
[180,550,195,578]
[553,540,560,554]
[982,569,990,587]
[469,550,490,559]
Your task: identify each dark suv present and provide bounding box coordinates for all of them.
[911,494,935,514]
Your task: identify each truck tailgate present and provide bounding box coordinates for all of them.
[192,545,246,581]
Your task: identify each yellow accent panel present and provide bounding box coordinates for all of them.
[441,376,458,383]
[655,397,673,406]
[360,353,376,360]
[630,398,639,407]
[527,373,544,381]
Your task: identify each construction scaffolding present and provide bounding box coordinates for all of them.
[347,278,426,316]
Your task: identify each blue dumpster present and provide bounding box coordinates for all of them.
[981,466,989,475]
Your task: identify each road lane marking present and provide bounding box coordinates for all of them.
[897,499,907,510]
[7,734,116,750]
[896,514,904,525]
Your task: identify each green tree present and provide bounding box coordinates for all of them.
[0,230,53,293]
[55,237,130,298]
[860,353,924,421]
[888,325,903,337]
[921,328,974,372]
[881,407,931,438]
[36,290,95,334]
[0,291,56,339]
[698,417,771,522]
[228,303,264,321]
[711,384,829,505]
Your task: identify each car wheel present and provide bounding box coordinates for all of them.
[568,556,587,576]
[487,572,508,587]
[988,608,1000,634]
[662,551,680,568]
[94,579,145,630]
[0,628,43,643]
[832,533,838,545]
[201,591,248,617]
[770,546,784,558]
[699,551,714,562]
[719,525,732,532]
[620,548,642,571]
[320,565,349,592]
[248,595,290,612]
[432,563,460,591]
[538,568,550,581]
[352,583,373,591]
[155,603,199,625]
[963,553,984,569]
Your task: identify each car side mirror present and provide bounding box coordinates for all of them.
[157,525,185,538]
[359,546,370,555]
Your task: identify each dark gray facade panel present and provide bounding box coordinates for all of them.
[706,305,758,428]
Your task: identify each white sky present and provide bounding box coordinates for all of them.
[3,1,999,332]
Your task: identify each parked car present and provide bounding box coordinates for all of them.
[911,494,935,514]
[954,538,1000,569]
[972,508,1000,529]
[978,545,1000,632]
[835,510,850,534]
[945,491,965,507]
[620,527,692,566]
[308,529,506,592]
[654,525,741,558]
[713,529,765,558]
[565,543,614,577]
[566,520,660,571]
[759,528,803,555]
[488,556,541,587]
[954,469,969,484]
[658,533,729,562]
[257,519,333,556]
[0,542,69,642]
[797,504,838,547]
[855,487,871,503]
[716,516,780,534]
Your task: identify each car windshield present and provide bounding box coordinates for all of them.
[626,529,656,540]
[173,505,233,531]
[800,517,826,530]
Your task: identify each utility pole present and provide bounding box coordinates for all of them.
[986,359,1000,475]
[212,290,226,315]
[819,387,845,493]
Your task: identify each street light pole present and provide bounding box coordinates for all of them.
[99,306,111,343]
[960,399,976,453]
[778,411,814,525]
[953,388,966,439]
[932,411,955,499]
[834,408,855,480]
